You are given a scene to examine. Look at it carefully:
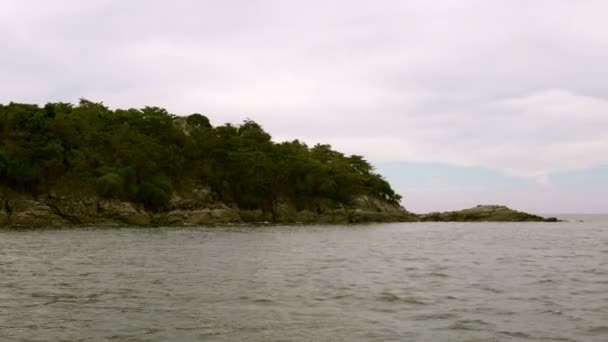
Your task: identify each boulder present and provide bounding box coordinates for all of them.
[158,207,241,225]
[7,199,68,226]
[192,186,216,203]
[160,209,189,225]
[210,208,241,223]
[98,200,151,225]
[43,197,100,224]
[273,201,298,222]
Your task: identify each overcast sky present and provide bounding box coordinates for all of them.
[1,0,606,213]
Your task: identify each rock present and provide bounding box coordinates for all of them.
[184,209,212,224]
[348,195,416,222]
[273,201,298,222]
[98,200,151,225]
[294,210,318,223]
[157,207,241,225]
[210,208,241,222]
[239,209,271,222]
[192,186,216,203]
[156,209,188,225]
[0,200,9,225]
[419,205,547,222]
[7,199,68,226]
[182,207,241,225]
[43,197,100,224]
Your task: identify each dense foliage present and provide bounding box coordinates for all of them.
[0,100,401,211]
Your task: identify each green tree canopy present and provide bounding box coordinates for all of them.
[0,100,403,210]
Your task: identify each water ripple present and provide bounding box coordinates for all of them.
[1,221,607,341]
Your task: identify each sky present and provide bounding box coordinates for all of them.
[1,0,606,213]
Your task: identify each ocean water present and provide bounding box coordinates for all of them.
[1,219,607,341]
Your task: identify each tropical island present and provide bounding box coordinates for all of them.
[0,100,557,226]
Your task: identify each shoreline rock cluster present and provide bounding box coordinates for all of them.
[0,192,418,227]
[0,191,558,227]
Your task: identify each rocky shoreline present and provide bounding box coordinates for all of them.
[0,192,418,227]
[0,190,558,227]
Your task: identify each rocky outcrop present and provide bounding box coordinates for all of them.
[98,200,152,225]
[7,199,68,226]
[418,205,558,222]
[261,195,417,224]
[157,207,241,225]
[44,195,103,224]
[348,195,415,223]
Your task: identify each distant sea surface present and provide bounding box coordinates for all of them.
[1,219,607,341]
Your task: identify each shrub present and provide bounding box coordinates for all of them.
[137,182,169,208]
[96,173,124,198]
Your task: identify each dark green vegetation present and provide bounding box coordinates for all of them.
[0,100,401,213]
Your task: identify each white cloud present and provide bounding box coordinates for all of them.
[1,0,607,188]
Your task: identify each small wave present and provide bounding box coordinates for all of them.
[582,268,608,276]
[536,278,555,284]
[541,309,563,315]
[428,272,448,278]
[377,292,427,305]
[238,295,275,304]
[587,326,608,335]
[499,330,532,338]
[479,286,504,294]
[332,293,353,300]
[412,312,457,320]
[447,319,491,331]
[251,298,275,305]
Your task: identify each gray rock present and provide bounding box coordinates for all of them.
[44,197,101,223]
[98,200,151,225]
[7,199,68,226]
[192,187,216,203]
[158,207,241,225]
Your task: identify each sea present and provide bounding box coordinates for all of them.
[1,216,607,341]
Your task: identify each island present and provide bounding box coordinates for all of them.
[0,100,558,226]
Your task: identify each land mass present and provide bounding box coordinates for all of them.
[0,100,557,226]
[0,194,558,226]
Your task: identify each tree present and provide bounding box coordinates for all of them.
[0,100,404,211]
